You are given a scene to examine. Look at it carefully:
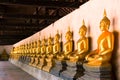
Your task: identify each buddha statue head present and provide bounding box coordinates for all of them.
[65,27,72,41]
[42,36,46,46]
[54,30,60,43]
[79,20,87,37]
[34,41,37,48]
[48,35,52,45]
[100,9,110,31]
[37,40,41,47]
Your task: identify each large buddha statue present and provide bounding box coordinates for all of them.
[57,27,73,61]
[85,10,114,66]
[68,20,88,62]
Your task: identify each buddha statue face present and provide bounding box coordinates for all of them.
[37,40,40,47]
[34,41,37,48]
[48,37,52,45]
[42,39,46,46]
[100,21,109,31]
[79,27,86,37]
[54,34,60,42]
[99,10,110,31]
[65,31,72,41]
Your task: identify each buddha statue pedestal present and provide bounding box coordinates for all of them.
[25,55,31,65]
[32,56,39,67]
[60,61,84,80]
[77,63,112,80]
[36,55,45,69]
[50,59,63,77]
[29,55,35,66]
[42,55,53,72]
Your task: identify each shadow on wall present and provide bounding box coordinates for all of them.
[111,17,119,80]
[0,49,9,61]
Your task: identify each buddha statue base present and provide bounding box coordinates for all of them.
[26,56,31,65]
[42,59,53,72]
[50,59,63,77]
[77,63,112,80]
[29,57,35,66]
[36,58,45,69]
[32,57,39,67]
[42,64,52,72]
[60,61,84,80]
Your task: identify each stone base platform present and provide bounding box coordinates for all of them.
[60,61,84,80]
[50,60,63,77]
[77,63,112,80]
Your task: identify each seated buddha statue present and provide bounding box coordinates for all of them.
[85,10,114,66]
[29,42,35,66]
[32,41,38,66]
[34,40,41,67]
[43,35,54,72]
[57,27,73,61]
[68,20,89,62]
[53,30,61,58]
[37,37,46,69]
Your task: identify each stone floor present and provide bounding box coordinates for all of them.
[0,61,38,80]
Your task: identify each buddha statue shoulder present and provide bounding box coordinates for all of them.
[68,20,89,62]
[85,10,114,66]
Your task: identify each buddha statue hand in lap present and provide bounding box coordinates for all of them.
[68,20,89,62]
[85,10,114,66]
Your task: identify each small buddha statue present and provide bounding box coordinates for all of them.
[68,20,88,62]
[37,37,46,69]
[43,35,54,72]
[57,27,73,61]
[29,42,35,66]
[53,30,61,58]
[85,10,114,66]
[33,40,41,67]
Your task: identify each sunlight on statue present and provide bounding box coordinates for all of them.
[85,9,114,66]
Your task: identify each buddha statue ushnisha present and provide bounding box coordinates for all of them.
[57,27,73,61]
[85,10,114,66]
[68,20,89,62]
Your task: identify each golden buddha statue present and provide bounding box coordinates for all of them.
[33,40,41,67]
[57,27,73,61]
[37,37,46,69]
[68,20,89,62]
[29,42,36,66]
[53,30,61,57]
[85,10,114,66]
[43,35,54,72]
